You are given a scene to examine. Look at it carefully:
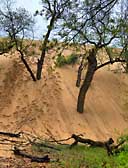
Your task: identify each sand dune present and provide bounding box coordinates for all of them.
[0,54,128,157]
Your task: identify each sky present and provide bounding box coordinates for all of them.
[16,0,48,39]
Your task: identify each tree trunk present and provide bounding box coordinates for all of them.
[21,55,36,81]
[36,15,55,80]
[77,49,97,113]
[36,49,45,80]
[76,55,85,87]
[12,35,36,82]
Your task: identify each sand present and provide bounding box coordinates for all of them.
[0,53,128,157]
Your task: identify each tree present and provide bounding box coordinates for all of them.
[0,0,36,81]
[35,0,72,80]
[59,0,128,113]
[0,0,72,81]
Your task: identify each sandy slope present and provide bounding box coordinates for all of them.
[58,66,128,140]
[0,54,128,157]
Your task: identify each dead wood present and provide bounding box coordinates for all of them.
[0,131,21,138]
[13,147,50,163]
[70,134,114,156]
[31,141,61,151]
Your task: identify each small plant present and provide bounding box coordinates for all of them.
[55,53,78,67]
[66,53,78,65]
[117,132,128,144]
[55,54,67,67]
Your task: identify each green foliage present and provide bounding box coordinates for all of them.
[31,134,128,168]
[58,0,128,51]
[115,151,128,168]
[66,53,78,65]
[117,134,128,144]
[55,53,78,67]
[113,134,128,168]
[122,50,128,61]
[57,144,128,168]
[55,54,67,67]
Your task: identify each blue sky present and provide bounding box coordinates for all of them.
[16,0,48,39]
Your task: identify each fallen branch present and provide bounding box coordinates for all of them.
[0,131,21,138]
[30,141,61,151]
[46,131,83,145]
[70,134,114,156]
[13,147,50,163]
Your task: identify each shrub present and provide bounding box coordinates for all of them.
[55,54,67,67]
[55,53,78,67]
[66,53,78,65]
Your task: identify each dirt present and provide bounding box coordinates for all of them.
[0,53,128,161]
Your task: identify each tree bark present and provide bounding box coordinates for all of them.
[77,49,97,113]
[76,55,86,87]
[13,147,50,163]
[0,131,21,138]
[20,55,36,81]
[11,34,36,82]
[70,134,114,156]
[36,14,55,80]
[96,58,126,70]
[36,48,45,80]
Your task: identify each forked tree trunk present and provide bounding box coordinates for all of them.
[77,49,97,113]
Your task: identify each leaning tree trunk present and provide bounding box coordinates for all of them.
[12,35,36,82]
[77,49,97,113]
[36,48,45,80]
[36,15,55,80]
[20,55,36,81]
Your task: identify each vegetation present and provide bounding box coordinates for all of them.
[0,131,128,167]
[55,54,67,67]
[0,0,128,113]
[0,0,36,81]
[35,0,71,80]
[55,53,78,67]
[57,0,128,113]
[66,53,78,65]
[32,134,128,168]
[0,1,128,167]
